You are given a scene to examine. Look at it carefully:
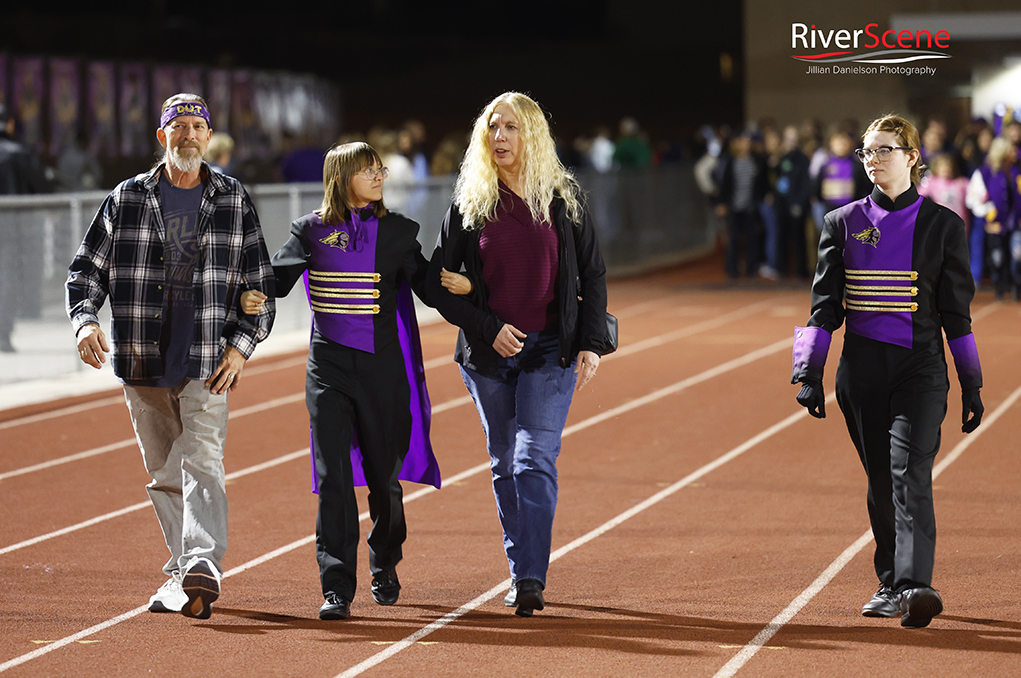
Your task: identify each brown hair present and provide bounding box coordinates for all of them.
[863,114,924,185]
[316,142,388,226]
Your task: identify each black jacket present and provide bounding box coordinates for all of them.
[270,210,431,352]
[427,194,609,373]
[802,186,977,388]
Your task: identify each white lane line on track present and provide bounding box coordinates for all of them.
[0,450,310,557]
[1,297,995,434]
[1,332,790,557]
[0,300,772,480]
[0,393,306,482]
[329,391,833,678]
[0,327,791,673]
[712,383,1021,678]
[602,299,777,361]
[0,356,309,432]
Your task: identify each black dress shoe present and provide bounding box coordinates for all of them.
[900,587,943,628]
[320,593,351,620]
[504,584,516,607]
[514,579,545,618]
[371,569,401,606]
[862,584,901,618]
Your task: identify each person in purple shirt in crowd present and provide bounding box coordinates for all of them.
[427,92,610,618]
[792,115,984,629]
[242,142,466,620]
[965,136,1021,299]
[811,130,872,248]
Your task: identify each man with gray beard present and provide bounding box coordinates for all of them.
[66,93,275,620]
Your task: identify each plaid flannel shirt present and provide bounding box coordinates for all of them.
[66,163,275,383]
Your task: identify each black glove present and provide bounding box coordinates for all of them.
[962,388,983,434]
[796,378,826,419]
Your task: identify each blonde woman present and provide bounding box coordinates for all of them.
[965,136,1021,298]
[793,114,983,628]
[427,92,610,617]
[243,142,457,620]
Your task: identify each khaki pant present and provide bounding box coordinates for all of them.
[124,379,229,577]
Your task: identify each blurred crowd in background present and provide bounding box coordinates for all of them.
[5,97,1021,306]
[693,110,1021,301]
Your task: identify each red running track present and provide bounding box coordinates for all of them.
[1,265,1020,677]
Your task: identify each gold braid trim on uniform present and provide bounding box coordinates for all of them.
[845,284,918,297]
[308,285,380,299]
[845,269,918,281]
[310,301,380,314]
[846,299,918,312]
[309,271,381,283]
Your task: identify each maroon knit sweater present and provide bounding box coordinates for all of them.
[479,184,560,332]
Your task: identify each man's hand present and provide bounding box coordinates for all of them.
[76,323,109,369]
[962,388,983,434]
[575,350,600,391]
[493,323,526,358]
[796,378,826,418]
[205,346,247,395]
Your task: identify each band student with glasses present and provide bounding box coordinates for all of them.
[792,114,983,629]
[854,145,915,162]
[241,142,467,620]
[67,93,276,620]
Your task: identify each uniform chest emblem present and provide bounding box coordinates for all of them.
[320,230,350,251]
[852,226,881,248]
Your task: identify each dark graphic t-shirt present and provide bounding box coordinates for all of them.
[156,175,203,387]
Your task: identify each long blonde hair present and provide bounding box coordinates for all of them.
[454,92,583,229]
[316,142,388,226]
[985,136,1015,173]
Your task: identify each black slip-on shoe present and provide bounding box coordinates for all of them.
[862,584,901,618]
[900,587,943,628]
[514,579,545,618]
[320,593,352,620]
[371,569,401,606]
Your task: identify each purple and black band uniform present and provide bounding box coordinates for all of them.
[793,182,983,602]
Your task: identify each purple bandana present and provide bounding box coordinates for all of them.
[160,101,210,129]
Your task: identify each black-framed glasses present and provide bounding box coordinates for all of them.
[854,146,913,163]
[359,167,389,180]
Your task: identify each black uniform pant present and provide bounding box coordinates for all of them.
[306,331,411,601]
[835,332,949,591]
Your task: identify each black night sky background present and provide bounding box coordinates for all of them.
[3,1,744,154]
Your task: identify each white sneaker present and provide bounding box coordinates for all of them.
[181,558,221,620]
[148,576,187,613]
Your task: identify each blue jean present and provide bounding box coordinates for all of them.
[459,330,577,586]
